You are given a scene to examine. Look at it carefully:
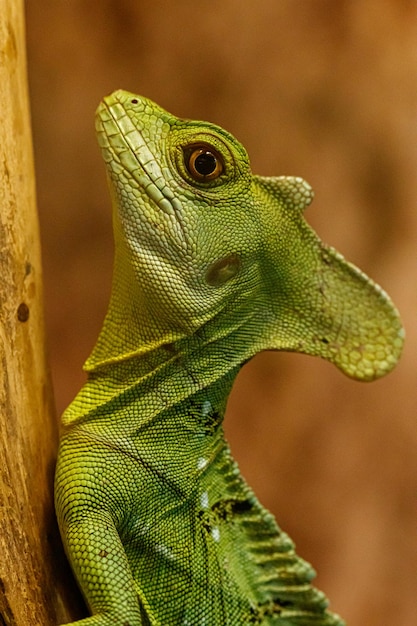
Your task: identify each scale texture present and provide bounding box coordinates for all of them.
[55,90,404,625]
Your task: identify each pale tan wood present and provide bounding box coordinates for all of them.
[0,1,83,624]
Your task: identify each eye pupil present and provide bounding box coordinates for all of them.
[194,151,217,176]
[185,144,224,181]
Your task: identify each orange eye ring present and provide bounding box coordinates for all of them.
[185,145,224,181]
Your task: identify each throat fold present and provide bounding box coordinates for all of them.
[61,314,254,427]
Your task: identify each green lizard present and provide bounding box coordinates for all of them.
[55,90,404,625]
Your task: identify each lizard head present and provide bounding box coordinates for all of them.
[88,90,403,381]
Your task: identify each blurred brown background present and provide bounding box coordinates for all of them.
[25,2,416,624]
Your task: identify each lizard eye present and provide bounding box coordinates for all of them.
[185,145,224,181]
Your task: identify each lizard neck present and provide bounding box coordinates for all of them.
[61,313,257,427]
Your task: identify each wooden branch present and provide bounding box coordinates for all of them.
[0,1,83,623]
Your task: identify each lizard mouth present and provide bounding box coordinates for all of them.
[95,92,188,255]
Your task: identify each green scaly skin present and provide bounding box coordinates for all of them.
[55,90,404,625]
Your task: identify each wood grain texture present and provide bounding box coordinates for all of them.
[0,2,82,623]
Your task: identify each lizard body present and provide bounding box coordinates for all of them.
[55,90,404,625]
